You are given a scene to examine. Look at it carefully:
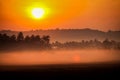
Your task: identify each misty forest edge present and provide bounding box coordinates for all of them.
[0,32,120,52]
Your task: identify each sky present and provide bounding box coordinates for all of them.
[0,0,120,31]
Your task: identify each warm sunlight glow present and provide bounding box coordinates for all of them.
[32,8,45,19]
[1,0,120,31]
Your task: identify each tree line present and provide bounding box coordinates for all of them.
[52,39,120,50]
[0,32,51,50]
[0,32,120,51]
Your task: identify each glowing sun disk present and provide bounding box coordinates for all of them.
[32,8,45,19]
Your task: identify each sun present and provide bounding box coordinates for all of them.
[32,8,45,19]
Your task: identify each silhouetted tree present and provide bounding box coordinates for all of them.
[92,39,101,48]
[34,35,41,42]
[2,34,10,43]
[0,34,2,42]
[30,35,35,42]
[53,41,62,48]
[103,39,111,49]
[0,32,53,50]
[10,35,16,42]
[17,32,24,42]
[42,35,50,44]
[25,35,30,43]
[0,31,120,50]
[0,34,2,37]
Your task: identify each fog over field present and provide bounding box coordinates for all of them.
[0,49,120,66]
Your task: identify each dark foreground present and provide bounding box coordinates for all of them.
[0,62,120,79]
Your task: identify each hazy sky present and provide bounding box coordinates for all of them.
[0,0,120,31]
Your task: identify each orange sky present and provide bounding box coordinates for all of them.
[0,0,120,31]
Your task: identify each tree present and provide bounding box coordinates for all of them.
[0,34,2,37]
[0,34,2,40]
[2,34,10,42]
[42,35,50,44]
[103,39,111,49]
[34,35,41,42]
[0,34,2,43]
[25,35,30,42]
[10,35,16,42]
[17,32,24,42]
[30,35,35,42]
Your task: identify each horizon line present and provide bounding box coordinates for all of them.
[0,28,120,32]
